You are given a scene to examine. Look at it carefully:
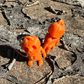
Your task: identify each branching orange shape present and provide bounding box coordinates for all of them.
[43,20,65,54]
[21,36,46,66]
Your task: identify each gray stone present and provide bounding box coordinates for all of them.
[0,25,20,50]
[71,7,84,17]
[0,0,22,5]
[0,1,84,84]
[54,0,84,7]
[45,6,67,15]
[47,32,84,84]
[0,0,5,5]
[0,69,28,84]
[1,5,30,29]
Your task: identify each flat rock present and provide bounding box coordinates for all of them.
[54,0,84,7]
[0,0,84,84]
[53,75,84,84]
[7,58,51,84]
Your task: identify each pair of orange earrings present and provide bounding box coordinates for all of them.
[20,20,65,66]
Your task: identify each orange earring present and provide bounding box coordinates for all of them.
[20,35,46,67]
[43,20,65,54]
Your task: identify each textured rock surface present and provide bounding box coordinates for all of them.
[47,32,84,84]
[53,75,84,84]
[0,0,84,84]
[71,7,84,17]
[54,0,84,7]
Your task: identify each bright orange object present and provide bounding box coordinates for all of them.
[43,20,65,54]
[21,35,46,66]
